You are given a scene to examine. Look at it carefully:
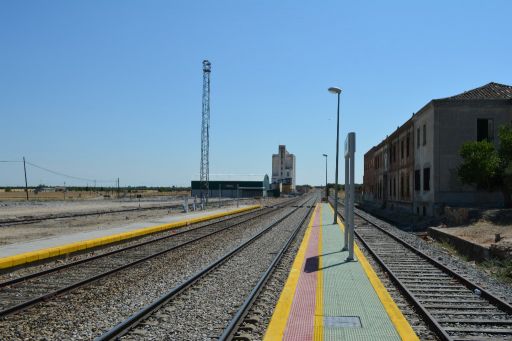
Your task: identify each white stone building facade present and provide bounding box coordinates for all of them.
[272,145,296,192]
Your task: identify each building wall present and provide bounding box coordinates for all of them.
[434,100,512,207]
[191,180,266,198]
[364,92,512,216]
[271,145,296,191]
[413,104,435,215]
[363,119,415,214]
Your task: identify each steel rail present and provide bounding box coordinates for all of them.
[0,198,255,227]
[0,198,300,283]
[218,200,316,341]
[330,198,512,341]
[0,197,303,318]
[95,196,315,341]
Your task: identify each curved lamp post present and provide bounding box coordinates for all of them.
[328,86,342,224]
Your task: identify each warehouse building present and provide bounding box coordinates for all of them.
[271,145,296,193]
[191,174,270,198]
[363,82,512,216]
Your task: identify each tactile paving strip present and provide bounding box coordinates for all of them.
[283,205,321,340]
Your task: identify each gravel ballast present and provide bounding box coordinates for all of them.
[0,198,306,340]
[120,200,315,340]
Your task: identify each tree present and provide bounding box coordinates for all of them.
[459,124,512,207]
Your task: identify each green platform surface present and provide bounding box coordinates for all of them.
[319,203,400,340]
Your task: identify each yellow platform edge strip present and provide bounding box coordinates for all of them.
[314,205,323,341]
[264,203,319,341]
[328,204,419,341]
[0,205,260,270]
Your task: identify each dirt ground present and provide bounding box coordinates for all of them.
[436,209,512,247]
[0,207,178,246]
[0,190,189,202]
[0,196,190,219]
[437,223,512,246]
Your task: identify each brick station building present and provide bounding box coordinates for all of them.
[363,82,512,216]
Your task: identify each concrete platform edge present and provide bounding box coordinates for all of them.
[0,205,260,270]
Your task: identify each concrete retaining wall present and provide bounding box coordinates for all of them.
[428,227,490,261]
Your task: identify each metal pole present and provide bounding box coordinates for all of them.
[342,155,349,251]
[23,157,29,200]
[323,154,328,200]
[333,92,340,224]
[347,147,356,261]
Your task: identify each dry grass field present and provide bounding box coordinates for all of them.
[0,190,189,201]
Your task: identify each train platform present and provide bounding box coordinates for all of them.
[265,202,418,341]
[0,204,259,269]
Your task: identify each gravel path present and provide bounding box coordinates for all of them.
[120,199,315,340]
[0,199,301,340]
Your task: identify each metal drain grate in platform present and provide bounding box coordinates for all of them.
[324,316,362,328]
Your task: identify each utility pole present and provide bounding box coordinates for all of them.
[200,60,211,205]
[23,157,29,201]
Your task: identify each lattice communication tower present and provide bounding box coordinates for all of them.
[200,60,211,201]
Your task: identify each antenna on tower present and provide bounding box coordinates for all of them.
[200,60,211,204]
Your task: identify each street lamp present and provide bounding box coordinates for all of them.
[328,86,342,224]
[322,154,328,199]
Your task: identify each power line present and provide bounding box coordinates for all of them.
[25,161,115,184]
[0,160,22,163]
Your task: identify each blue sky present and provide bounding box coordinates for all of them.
[1,1,511,187]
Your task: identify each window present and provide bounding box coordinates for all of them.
[400,175,404,198]
[477,119,494,142]
[406,173,410,197]
[401,140,404,159]
[423,124,427,146]
[389,178,392,196]
[423,167,430,191]
[393,177,396,197]
[414,170,420,191]
[417,128,420,148]
[406,133,410,157]
[423,206,426,216]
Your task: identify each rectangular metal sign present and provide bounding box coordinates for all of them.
[344,132,356,157]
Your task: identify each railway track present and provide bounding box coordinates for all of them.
[0,198,252,227]
[96,194,317,340]
[0,197,301,318]
[331,199,512,341]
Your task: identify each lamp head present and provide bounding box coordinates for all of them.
[328,87,342,94]
[323,154,328,157]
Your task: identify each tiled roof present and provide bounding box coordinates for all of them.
[441,82,512,100]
